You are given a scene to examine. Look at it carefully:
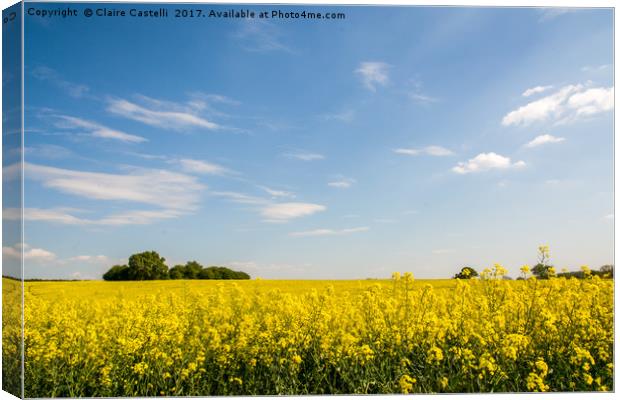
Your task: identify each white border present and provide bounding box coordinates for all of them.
[0,1,616,400]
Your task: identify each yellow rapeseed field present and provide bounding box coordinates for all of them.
[2,264,614,396]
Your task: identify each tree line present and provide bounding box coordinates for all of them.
[103,251,250,281]
[452,246,613,280]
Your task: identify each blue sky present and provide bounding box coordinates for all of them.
[6,4,613,279]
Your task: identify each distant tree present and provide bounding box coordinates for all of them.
[235,271,251,280]
[198,267,216,279]
[453,266,479,279]
[126,251,169,280]
[531,245,553,279]
[201,266,250,280]
[101,254,250,280]
[600,264,614,278]
[169,265,186,279]
[103,265,129,281]
[184,261,203,279]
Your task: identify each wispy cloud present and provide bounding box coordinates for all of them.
[55,115,147,143]
[175,158,230,175]
[284,151,325,161]
[31,66,90,98]
[261,202,326,222]
[328,177,356,189]
[290,226,369,237]
[406,78,438,104]
[409,93,439,104]
[234,19,294,53]
[452,152,526,174]
[187,92,241,110]
[23,163,205,213]
[210,191,269,205]
[25,144,73,159]
[581,64,611,72]
[502,84,613,126]
[107,95,219,131]
[525,134,565,148]
[355,61,390,91]
[4,207,185,227]
[212,192,325,222]
[538,8,575,22]
[259,186,296,199]
[394,145,453,156]
[66,255,110,264]
[522,85,553,97]
[5,207,87,225]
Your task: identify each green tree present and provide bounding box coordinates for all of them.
[453,266,479,279]
[126,251,169,280]
[102,265,129,281]
[169,265,186,279]
[531,245,553,279]
[184,261,203,279]
[198,267,216,279]
[599,264,614,278]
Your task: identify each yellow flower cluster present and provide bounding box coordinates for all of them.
[1,267,613,397]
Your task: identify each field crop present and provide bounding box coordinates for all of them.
[2,265,614,396]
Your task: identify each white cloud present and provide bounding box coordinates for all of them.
[31,66,90,98]
[4,207,185,226]
[525,134,566,148]
[26,163,204,211]
[604,214,614,220]
[5,207,86,225]
[261,202,326,221]
[452,152,526,174]
[234,19,294,53]
[176,158,229,175]
[95,209,183,225]
[67,255,109,264]
[290,226,369,237]
[502,84,613,126]
[522,85,553,97]
[213,193,325,223]
[284,151,325,161]
[409,93,439,104]
[328,177,356,189]
[3,243,57,262]
[394,145,453,156]
[187,92,241,110]
[538,8,575,22]
[55,115,147,143]
[107,97,219,131]
[355,61,390,91]
[260,186,296,199]
[567,87,614,117]
[211,191,269,205]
